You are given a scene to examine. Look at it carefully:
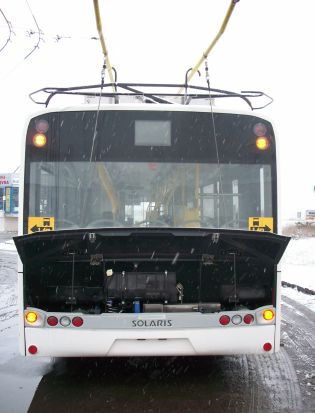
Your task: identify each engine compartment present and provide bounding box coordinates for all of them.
[26,259,273,314]
[14,228,290,315]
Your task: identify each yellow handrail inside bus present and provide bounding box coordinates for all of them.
[93,0,116,91]
[178,0,240,94]
[97,164,120,218]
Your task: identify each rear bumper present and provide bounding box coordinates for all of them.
[25,325,276,357]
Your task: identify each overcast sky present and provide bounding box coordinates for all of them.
[0,0,315,219]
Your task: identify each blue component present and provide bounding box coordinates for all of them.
[134,300,141,313]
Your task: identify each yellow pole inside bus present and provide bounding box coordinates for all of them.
[178,0,240,95]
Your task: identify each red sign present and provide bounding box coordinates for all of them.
[0,174,11,186]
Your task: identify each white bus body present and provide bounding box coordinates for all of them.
[15,101,289,357]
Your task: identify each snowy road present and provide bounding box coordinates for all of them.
[0,238,314,413]
[0,245,51,413]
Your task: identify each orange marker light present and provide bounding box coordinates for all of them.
[26,311,37,323]
[33,133,47,148]
[256,137,269,150]
[263,309,274,321]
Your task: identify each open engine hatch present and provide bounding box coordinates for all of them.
[14,228,290,314]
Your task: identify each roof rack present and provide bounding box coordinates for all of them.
[29,82,273,110]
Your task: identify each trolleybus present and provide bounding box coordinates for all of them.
[14,83,289,357]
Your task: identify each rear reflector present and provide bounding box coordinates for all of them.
[60,316,71,327]
[72,316,84,327]
[263,342,272,352]
[232,315,242,325]
[28,345,38,354]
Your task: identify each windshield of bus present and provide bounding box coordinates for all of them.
[24,110,276,232]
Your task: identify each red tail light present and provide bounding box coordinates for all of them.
[243,314,254,324]
[263,342,272,352]
[253,122,267,137]
[219,315,230,325]
[28,345,38,354]
[47,316,58,326]
[72,316,84,327]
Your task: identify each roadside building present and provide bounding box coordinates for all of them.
[0,172,19,232]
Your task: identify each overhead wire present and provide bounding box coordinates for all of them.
[0,23,99,42]
[0,8,14,54]
[0,30,98,82]
[24,0,43,60]
[1,2,98,81]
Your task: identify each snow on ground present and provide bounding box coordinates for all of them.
[0,244,18,363]
[280,237,315,312]
[0,240,50,413]
[0,239,18,316]
[281,286,315,312]
[0,239,17,252]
